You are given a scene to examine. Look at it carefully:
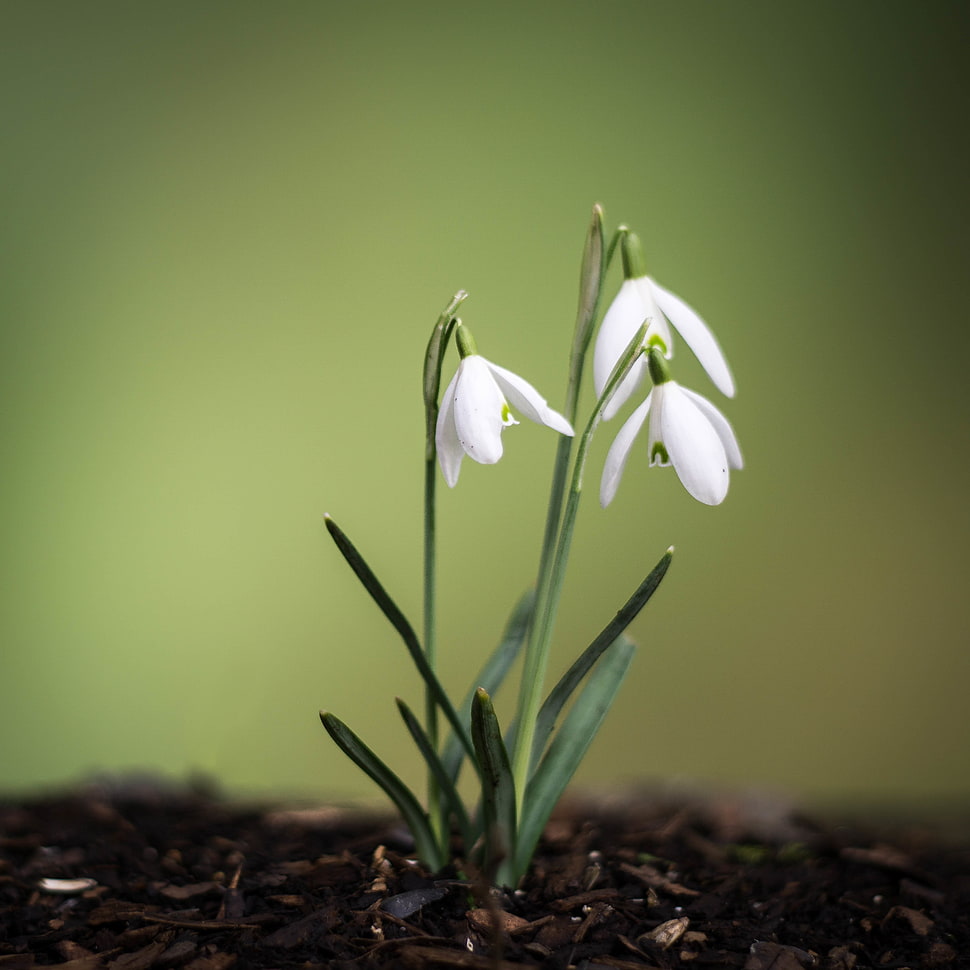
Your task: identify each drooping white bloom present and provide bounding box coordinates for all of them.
[600,378,742,507]
[593,276,736,420]
[436,355,573,487]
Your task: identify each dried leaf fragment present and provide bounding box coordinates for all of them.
[882,904,934,936]
[640,916,689,950]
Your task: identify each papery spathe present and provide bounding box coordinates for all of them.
[436,355,573,487]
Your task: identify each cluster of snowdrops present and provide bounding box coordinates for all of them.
[321,205,742,888]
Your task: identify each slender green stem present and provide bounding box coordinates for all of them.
[510,326,647,814]
[521,209,626,716]
[421,293,464,850]
[508,208,614,816]
[605,224,628,270]
[517,207,605,748]
[423,451,443,844]
[530,208,606,603]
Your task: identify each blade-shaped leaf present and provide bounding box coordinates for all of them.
[319,711,443,871]
[514,634,636,879]
[440,587,535,784]
[530,550,671,770]
[396,697,475,854]
[324,515,475,765]
[470,688,517,885]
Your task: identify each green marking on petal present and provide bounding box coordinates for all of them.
[502,402,513,423]
[646,333,668,355]
[651,441,669,465]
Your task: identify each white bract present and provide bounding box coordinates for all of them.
[593,276,735,420]
[600,379,742,507]
[436,355,573,487]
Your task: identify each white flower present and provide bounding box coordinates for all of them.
[436,355,574,487]
[593,276,735,420]
[600,379,742,507]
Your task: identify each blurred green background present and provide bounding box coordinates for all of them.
[2,1,968,814]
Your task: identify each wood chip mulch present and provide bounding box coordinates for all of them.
[1,781,968,969]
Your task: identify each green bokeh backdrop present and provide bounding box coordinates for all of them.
[3,1,968,811]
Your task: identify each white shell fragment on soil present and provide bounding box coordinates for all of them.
[37,877,98,894]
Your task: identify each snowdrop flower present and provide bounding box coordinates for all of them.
[600,348,742,507]
[436,326,573,488]
[593,231,735,420]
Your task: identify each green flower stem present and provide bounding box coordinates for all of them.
[422,293,467,657]
[526,209,605,678]
[423,290,468,846]
[422,452,444,846]
[510,325,648,815]
[529,210,626,662]
[422,292,465,848]
[605,224,629,271]
[524,205,606,708]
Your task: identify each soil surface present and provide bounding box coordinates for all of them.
[1,781,968,969]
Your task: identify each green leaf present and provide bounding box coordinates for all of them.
[440,587,535,784]
[319,711,443,871]
[396,697,475,854]
[470,688,517,885]
[530,549,671,769]
[514,634,636,879]
[324,515,475,765]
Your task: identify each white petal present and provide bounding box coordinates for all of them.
[633,277,674,356]
[600,392,652,508]
[647,278,736,398]
[593,279,650,420]
[646,384,668,466]
[451,356,509,466]
[435,367,464,487]
[660,382,730,505]
[680,386,743,469]
[484,359,574,436]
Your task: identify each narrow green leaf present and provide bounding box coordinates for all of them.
[324,515,475,765]
[470,688,517,885]
[514,635,636,879]
[530,549,671,768]
[440,587,535,784]
[319,711,443,871]
[396,697,475,854]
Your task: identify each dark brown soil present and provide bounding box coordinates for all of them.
[2,780,968,969]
